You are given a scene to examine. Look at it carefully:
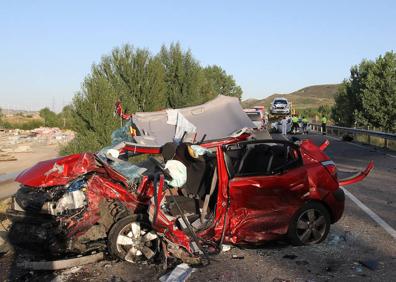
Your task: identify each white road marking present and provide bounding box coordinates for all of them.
[341,187,396,241]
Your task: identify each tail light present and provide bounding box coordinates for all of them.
[321,160,338,181]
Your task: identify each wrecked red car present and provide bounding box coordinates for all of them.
[5,135,373,265]
[4,96,373,265]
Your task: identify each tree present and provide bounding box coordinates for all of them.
[203,65,242,100]
[39,107,59,127]
[159,43,205,108]
[318,105,331,118]
[62,45,167,154]
[332,51,396,131]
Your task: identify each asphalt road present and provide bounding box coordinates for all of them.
[1,132,395,281]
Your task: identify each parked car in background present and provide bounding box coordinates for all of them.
[270,98,291,115]
[243,106,266,130]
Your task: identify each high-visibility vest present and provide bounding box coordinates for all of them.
[321,117,327,124]
[302,118,308,124]
[292,117,298,123]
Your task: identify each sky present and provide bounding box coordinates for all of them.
[0,0,395,112]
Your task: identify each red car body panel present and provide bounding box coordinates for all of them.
[339,161,374,186]
[226,167,309,244]
[15,153,97,187]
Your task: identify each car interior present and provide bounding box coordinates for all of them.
[160,142,218,231]
[224,141,302,178]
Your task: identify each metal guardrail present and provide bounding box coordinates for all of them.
[309,123,396,149]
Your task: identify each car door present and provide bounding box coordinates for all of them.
[226,141,309,243]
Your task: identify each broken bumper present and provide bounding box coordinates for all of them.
[325,188,345,223]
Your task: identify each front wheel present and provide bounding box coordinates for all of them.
[288,202,331,246]
[108,215,159,263]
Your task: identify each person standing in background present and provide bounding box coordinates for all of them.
[281,116,288,135]
[302,116,308,134]
[291,115,299,134]
[321,115,327,135]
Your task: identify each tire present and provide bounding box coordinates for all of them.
[288,202,331,246]
[107,215,159,263]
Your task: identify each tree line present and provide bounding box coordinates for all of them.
[332,51,396,132]
[61,43,242,155]
[0,107,73,130]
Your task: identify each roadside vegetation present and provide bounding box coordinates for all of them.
[332,51,396,132]
[60,43,242,155]
[0,107,72,130]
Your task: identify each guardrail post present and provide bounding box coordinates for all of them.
[384,138,388,149]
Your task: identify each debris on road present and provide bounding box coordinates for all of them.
[358,259,379,271]
[282,254,297,260]
[272,278,291,282]
[327,233,347,245]
[17,252,104,270]
[342,134,354,142]
[295,260,309,266]
[231,254,244,260]
[50,266,82,282]
[221,244,232,252]
[159,263,195,282]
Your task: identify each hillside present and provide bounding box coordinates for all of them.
[242,84,340,110]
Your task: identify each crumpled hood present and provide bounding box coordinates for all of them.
[16,153,98,187]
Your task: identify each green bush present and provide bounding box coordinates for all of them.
[0,119,44,130]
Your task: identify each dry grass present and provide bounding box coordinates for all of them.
[241,84,339,109]
[3,114,43,125]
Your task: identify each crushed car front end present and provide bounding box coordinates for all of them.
[4,152,151,255]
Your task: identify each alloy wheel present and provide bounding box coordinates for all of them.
[116,221,158,263]
[295,208,327,244]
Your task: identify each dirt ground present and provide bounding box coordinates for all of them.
[0,143,59,176]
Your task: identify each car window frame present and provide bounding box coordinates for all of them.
[223,139,304,178]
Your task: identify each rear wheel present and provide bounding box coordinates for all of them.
[288,202,331,246]
[108,215,159,263]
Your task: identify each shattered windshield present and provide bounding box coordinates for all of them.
[96,121,147,182]
[96,150,147,183]
[110,120,135,145]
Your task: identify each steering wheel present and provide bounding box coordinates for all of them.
[149,157,172,180]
